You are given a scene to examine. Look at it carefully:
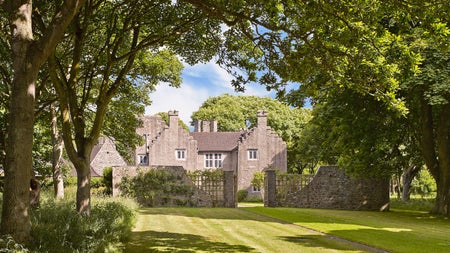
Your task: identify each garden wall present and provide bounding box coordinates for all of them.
[266,166,390,211]
[112,166,236,207]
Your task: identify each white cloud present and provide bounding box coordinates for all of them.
[146,60,275,125]
[145,82,209,125]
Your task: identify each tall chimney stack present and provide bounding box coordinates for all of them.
[168,110,179,129]
[257,110,268,128]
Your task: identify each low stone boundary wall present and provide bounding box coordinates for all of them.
[265,166,390,211]
[113,166,236,207]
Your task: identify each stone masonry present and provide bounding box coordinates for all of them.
[266,166,390,211]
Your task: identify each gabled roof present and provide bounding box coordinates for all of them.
[90,144,102,163]
[190,132,243,152]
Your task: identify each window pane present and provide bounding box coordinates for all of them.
[248,149,258,160]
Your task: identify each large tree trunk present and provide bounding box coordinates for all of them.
[51,104,65,199]
[1,1,35,242]
[431,103,450,215]
[401,165,421,202]
[0,0,86,242]
[420,95,450,216]
[434,175,450,215]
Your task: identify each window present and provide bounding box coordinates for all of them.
[248,149,258,160]
[205,153,222,168]
[176,149,186,160]
[138,154,148,165]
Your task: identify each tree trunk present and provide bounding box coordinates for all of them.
[51,104,65,199]
[0,1,35,242]
[401,165,421,202]
[431,103,450,216]
[76,160,91,215]
[1,0,86,242]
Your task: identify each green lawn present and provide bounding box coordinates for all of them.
[243,206,450,253]
[125,207,374,253]
[125,204,450,253]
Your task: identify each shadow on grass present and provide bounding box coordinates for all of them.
[125,230,256,253]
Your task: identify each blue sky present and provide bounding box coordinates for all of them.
[145,60,277,125]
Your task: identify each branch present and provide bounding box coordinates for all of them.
[30,0,87,68]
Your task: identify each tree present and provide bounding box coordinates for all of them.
[191,94,311,173]
[182,0,450,215]
[45,0,271,215]
[0,0,86,242]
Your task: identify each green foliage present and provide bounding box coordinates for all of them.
[237,189,249,202]
[120,169,196,207]
[250,172,265,191]
[90,177,105,189]
[0,235,30,253]
[187,169,224,181]
[103,167,113,195]
[306,90,418,178]
[390,197,436,212]
[29,196,136,253]
[411,169,437,196]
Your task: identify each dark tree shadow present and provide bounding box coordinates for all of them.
[125,230,256,253]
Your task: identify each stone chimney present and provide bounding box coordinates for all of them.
[168,110,179,129]
[257,110,268,128]
[210,120,218,132]
[194,119,202,132]
[201,120,211,132]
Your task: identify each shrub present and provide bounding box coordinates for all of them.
[103,167,113,195]
[0,235,30,253]
[237,189,249,202]
[120,169,196,207]
[29,195,136,253]
[251,172,265,192]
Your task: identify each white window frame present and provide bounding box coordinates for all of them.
[248,149,258,160]
[176,149,186,160]
[205,153,222,168]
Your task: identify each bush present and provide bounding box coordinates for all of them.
[237,189,249,202]
[251,172,265,192]
[103,167,113,195]
[29,195,136,253]
[120,169,196,207]
[0,235,30,253]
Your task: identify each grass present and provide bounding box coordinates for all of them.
[125,207,376,253]
[126,198,450,253]
[243,206,450,253]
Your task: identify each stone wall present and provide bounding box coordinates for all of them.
[112,166,236,207]
[267,166,390,211]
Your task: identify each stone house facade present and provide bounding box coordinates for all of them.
[134,110,287,192]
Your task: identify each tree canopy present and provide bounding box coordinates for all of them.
[184,0,450,215]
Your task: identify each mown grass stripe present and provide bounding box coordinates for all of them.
[126,208,374,252]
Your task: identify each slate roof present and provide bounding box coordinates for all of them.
[190,132,244,151]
